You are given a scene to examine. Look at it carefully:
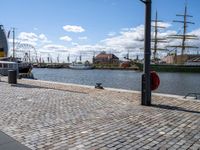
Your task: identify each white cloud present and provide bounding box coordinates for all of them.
[101,23,199,58]
[185,28,200,52]
[121,28,130,31]
[60,36,72,42]
[17,32,51,46]
[158,30,177,38]
[63,25,85,33]
[17,32,38,46]
[71,42,79,46]
[107,32,116,37]
[43,44,68,51]
[78,36,88,40]
[18,32,38,42]
[39,34,51,43]
[151,22,172,28]
[68,44,112,56]
[102,25,144,50]
[189,28,200,37]
[39,34,47,41]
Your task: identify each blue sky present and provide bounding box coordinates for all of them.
[1,0,200,62]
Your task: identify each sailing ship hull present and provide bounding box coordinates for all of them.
[19,64,32,73]
[135,62,200,73]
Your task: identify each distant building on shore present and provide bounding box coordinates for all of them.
[93,51,119,65]
[162,54,200,65]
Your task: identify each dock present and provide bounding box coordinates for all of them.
[0,77,199,150]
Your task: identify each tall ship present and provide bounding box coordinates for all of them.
[135,5,200,73]
[167,5,199,64]
[0,25,32,76]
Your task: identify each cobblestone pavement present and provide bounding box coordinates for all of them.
[0,78,200,150]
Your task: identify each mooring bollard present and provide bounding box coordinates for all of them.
[8,70,17,84]
[95,83,104,89]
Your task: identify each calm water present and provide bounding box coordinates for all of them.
[32,68,200,96]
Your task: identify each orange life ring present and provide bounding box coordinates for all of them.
[151,71,160,91]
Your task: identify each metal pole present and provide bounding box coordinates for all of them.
[12,28,15,58]
[141,0,152,106]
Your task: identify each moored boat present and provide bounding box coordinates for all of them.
[135,62,200,73]
[0,25,32,75]
[69,62,93,70]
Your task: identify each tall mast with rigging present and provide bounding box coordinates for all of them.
[168,4,198,63]
[151,11,167,61]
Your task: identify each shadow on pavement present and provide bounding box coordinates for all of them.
[151,104,200,114]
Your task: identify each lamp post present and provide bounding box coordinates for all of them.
[140,0,152,106]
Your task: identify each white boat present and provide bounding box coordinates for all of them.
[0,61,19,76]
[69,62,93,70]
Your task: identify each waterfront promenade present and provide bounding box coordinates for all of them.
[0,77,199,150]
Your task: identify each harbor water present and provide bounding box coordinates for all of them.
[32,68,200,96]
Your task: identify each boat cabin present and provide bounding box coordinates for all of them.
[0,61,19,76]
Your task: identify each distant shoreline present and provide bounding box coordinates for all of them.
[33,66,140,71]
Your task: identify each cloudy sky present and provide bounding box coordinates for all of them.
[1,0,200,62]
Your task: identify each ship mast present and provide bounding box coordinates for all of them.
[151,11,167,61]
[168,5,198,59]
[12,27,16,58]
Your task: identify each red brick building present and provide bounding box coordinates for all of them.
[93,52,119,65]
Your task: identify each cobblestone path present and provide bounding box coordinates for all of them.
[0,78,199,150]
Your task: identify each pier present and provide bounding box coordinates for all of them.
[0,78,199,149]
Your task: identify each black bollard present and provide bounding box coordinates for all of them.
[95,83,104,89]
[8,70,17,84]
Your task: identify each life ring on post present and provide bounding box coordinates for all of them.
[151,71,160,91]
